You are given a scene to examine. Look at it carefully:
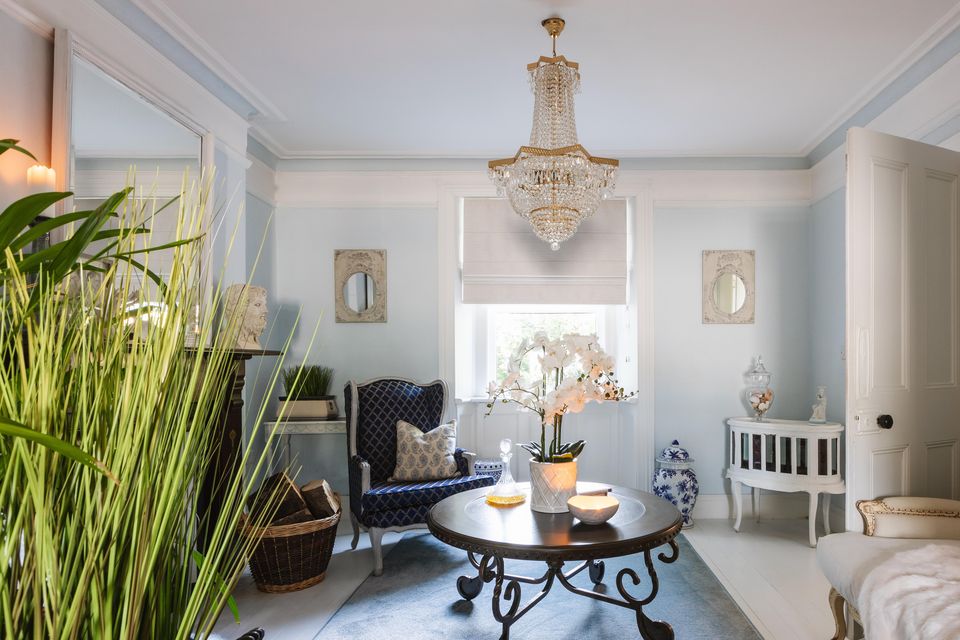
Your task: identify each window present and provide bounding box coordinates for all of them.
[491,307,601,381]
[455,302,631,399]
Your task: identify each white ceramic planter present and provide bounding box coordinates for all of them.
[529,458,578,513]
[279,396,339,419]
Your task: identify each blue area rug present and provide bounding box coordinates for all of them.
[317,532,760,639]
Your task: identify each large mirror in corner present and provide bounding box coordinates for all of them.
[68,52,203,288]
[54,31,211,328]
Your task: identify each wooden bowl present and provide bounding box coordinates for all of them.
[567,494,620,525]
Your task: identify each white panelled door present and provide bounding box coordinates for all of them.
[846,127,960,530]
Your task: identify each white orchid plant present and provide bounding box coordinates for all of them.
[486,333,634,463]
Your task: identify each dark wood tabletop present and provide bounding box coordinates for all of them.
[427,482,682,562]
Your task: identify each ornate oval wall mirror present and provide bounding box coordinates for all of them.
[712,272,747,314]
[702,249,755,324]
[335,250,387,323]
[342,272,376,313]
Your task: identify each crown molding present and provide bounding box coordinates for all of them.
[250,144,810,161]
[247,124,288,159]
[803,3,960,162]
[0,0,52,38]
[129,0,286,122]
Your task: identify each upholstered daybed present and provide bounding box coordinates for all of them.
[816,497,960,639]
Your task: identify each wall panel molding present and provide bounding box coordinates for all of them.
[246,153,277,206]
[275,169,812,210]
[924,439,959,499]
[870,444,910,497]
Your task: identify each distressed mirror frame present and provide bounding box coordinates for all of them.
[335,249,387,323]
[702,249,755,324]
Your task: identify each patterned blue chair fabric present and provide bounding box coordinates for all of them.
[361,476,494,512]
[345,378,494,537]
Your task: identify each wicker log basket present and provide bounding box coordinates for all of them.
[240,498,341,593]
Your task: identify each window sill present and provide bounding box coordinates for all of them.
[455,396,639,406]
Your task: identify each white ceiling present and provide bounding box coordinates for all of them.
[147,0,960,158]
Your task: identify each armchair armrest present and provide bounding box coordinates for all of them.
[454,449,478,476]
[348,455,371,518]
[857,497,960,539]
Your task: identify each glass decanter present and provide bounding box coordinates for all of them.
[486,438,525,506]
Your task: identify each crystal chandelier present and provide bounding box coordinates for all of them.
[489,17,619,251]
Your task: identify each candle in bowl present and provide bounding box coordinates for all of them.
[567,494,620,525]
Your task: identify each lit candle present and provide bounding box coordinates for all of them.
[26,165,56,192]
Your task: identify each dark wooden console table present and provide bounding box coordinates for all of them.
[194,347,281,552]
[427,482,682,640]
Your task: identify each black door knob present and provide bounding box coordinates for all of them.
[877,414,894,429]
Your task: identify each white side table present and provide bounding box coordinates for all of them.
[726,417,845,547]
[265,418,347,473]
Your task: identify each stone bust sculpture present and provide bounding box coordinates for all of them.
[223,284,268,350]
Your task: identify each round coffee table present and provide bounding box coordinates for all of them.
[427,482,683,640]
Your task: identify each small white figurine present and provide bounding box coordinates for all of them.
[223,284,268,350]
[809,385,827,424]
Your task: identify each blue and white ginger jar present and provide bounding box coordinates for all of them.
[652,440,699,528]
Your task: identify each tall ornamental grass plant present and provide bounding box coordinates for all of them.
[0,168,299,638]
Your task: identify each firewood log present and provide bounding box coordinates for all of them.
[246,472,308,523]
[301,479,339,518]
[270,508,314,527]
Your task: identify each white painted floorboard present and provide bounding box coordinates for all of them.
[212,518,834,640]
[210,526,404,640]
[683,518,834,640]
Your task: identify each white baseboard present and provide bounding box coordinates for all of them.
[692,491,846,522]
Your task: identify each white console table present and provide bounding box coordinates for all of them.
[726,417,845,547]
[265,418,346,474]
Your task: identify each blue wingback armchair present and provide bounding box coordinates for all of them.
[345,377,494,575]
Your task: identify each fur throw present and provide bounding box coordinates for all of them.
[860,543,960,639]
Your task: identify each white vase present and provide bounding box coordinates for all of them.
[529,459,578,513]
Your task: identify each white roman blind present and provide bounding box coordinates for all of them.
[462,198,628,304]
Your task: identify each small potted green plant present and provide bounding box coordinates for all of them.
[279,365,338,419]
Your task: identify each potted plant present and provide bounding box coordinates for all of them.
[486,333,633,513]
[0,138,294,637]
[279,365,339,419]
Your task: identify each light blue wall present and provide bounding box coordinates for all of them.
[260,200,847,497]
[243,193,280,482]
[654,206,813,494]
[211,146,248,286]
[271,207,439,488]
[809,190,846,424]
[245,194,276,291]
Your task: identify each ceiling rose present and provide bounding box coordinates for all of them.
[489,17,619,251]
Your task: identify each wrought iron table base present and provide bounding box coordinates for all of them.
[456,540,680,640]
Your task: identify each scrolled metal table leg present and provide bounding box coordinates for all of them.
[553,543,680,640]
[455,539,679,639]
[457,552,495,600]
[491,557,559,640]
[589,559,605,585]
